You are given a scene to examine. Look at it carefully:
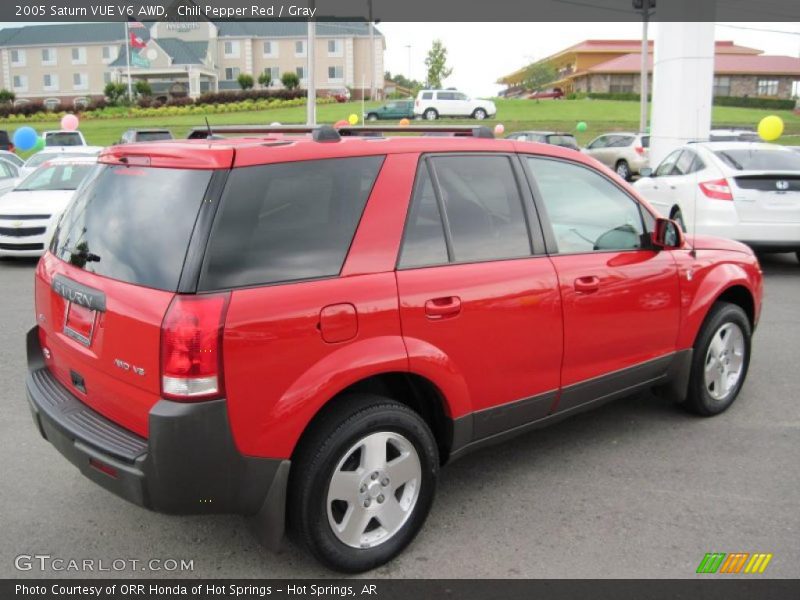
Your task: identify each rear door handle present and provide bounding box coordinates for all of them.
[574,276,600,294]
[425,296,462,319]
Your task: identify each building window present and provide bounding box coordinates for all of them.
[296,66,306,80]
[757,79,779,97]
[263,40,277,58]
[328,65,344,81]
[10,49,26,67]
[41,48,57,66]
[44,98,61,111]
[264,66,279,84]
[609,74,634,94]
[103,72,113,84]
[102,45,118,63]
[71,47,86,65]
[713,76,731,97]
[43,74,59,91]
[73,73,88,90]
[327,39,343,57]
[295,40,306,57]
[224,67,240,81]
[13,75,27,91]
[223,40,240,58]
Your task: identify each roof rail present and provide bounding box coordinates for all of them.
[186,124,496,141]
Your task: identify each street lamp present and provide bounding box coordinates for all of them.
[633,0,656,134]
[406,44,412,83]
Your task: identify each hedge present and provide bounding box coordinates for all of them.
[578,91,795,110]
[196,89,306,105]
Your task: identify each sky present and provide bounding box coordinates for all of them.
[379,22,800,97]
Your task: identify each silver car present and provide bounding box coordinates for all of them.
[582,132,650,180]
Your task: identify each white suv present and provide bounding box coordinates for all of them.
[414,89,497,120]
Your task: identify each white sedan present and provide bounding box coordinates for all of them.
[634,142,800,261]
[0,157,97,258]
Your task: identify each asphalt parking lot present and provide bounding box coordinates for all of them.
[0,254,798,579]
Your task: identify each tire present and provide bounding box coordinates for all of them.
[472,108,487,120]
[615,160,631,181]
[424,108,438,121]
[683,302,752,416]
[795,250,800,264]
[367,113,378,122]
[289,394,439,572]
[671,207,687,232]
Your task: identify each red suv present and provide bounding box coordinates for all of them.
[25,125,762,572]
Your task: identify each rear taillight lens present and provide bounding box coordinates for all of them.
[699,178,734,201]
[634,146,645,155]
[160,293,230,401]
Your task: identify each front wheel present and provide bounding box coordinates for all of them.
[472,108,487,120]
[424,108,438,121]
[683,302,751,416]
[366,113,378,121]
[289,394,439,572]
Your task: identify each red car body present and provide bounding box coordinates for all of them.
[528,88,564,100]
[26,131,762,556]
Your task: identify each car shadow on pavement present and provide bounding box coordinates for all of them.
[756,252,798,275]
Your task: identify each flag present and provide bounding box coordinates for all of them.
[129,31,146,49]
[128,19,145,29]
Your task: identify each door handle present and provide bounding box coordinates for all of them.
[574,276,600,294]
[425,296,462,319]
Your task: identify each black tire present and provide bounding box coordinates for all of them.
[615,160,631,181]
[472,108,487,120]
[289,394,439,573]
[424,108,438,121]
[683,302,752,416]
[366,113,378,121]
[795,250,800,264]
[672,207,687,232]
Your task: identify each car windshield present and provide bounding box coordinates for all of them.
[16,163,94,191]
[25,152,94,169]
[714,149,800,171]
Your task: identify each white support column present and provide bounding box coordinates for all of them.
[188,69,201,99]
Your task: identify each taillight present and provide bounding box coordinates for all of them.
[160,293,230,401]
[634,146,645,155]
[699,178,734,201]
[415,100,419,107]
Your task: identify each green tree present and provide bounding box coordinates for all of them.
[0,89,15,104]
[103,82,128,105]
[523,62,557,94]
[134,80,152,97]
[281,71,300,91]
[257,70,272,89]
[424,39,453,89]
[237,73,255,90]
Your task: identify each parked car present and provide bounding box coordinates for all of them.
[0,159,20,197]
[0,149,25,168]
[365,100,415,121]
[326,88,351,103]
[582,132,650,180]
[0,129,14,152]
[506,131,579,150]
[117,129,174,144]
[528,87,564,100]
[25,125,762,574]
[43,130,87,147]
[634,141,800,262]
[708,129,760,142]
[19,146,103,179]
[414,89,497,120]
[0,157,97,257]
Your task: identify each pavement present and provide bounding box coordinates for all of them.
[0,253,798,579]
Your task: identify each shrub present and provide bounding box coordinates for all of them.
[196,89,305,105]
[165,96,193,107]
[237,73,255,90]
[281,72,300,91]
[258,71,272,88]
[134,80,153,97]
[104,82,128,105]
[713,95,795,110]
[0,89,15,104]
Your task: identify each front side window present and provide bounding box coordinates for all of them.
[201,157,384,290]
[587,136,609,149]
[655,150,683,177]
[527,157,646,254]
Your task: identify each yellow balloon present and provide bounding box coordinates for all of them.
[399,118,410,127]
[348,113,359,125]
[757,115,784,142]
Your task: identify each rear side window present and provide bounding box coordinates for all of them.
[548,135,578,150]
[398,165,449,268]
[641,135,650,148]
[422,92,433,100]
[201,156,383,289]
[51,165,213,291]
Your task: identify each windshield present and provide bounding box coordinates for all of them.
[16,163,94,191]
[136,131,172,142]
[714,149,800,171]
[25,152,95,169]
[46,132,83,146]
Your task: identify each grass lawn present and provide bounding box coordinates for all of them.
[3,98,798,149]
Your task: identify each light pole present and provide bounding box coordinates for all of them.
[406,44,412,83]
[633,0,656,134]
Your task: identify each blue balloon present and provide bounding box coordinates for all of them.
[13,126,38,151]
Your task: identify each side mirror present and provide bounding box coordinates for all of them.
[639,167,653,178]
[651,217,683,250]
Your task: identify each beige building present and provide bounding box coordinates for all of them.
[0,21,385,108]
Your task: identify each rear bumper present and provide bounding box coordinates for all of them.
[697,221,800,251]
[25,327,289,546]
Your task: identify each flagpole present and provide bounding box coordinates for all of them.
[125,21,133,100]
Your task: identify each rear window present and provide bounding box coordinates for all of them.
[51,165,213,291]
[641,136,650,148]
[200,156,384,290]
[548,135,579,150]
[46,132,83,146]
[136,131,173,142]
[713,149,800,171]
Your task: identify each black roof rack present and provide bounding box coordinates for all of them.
[186,124,495,141]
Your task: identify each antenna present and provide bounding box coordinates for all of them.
[204,117,212,139]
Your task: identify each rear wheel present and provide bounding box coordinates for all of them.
[683,302,751,416]
[289,394,438,572]
[615,160,631,181]
[472,108,488,120]
[367,113,378,121]
[424,108,438,121]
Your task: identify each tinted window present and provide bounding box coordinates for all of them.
[548,135,579,150]
[202,156,383,289]
[437,92,455,100]
[51,166,212,291]
[17,163,93,191]
[609,135,634,148]
[527,157,645,253]
[135,131,173,142]
[431,155,531,262]
[641,135,650,148]
[713,149,800,171]
[422,92,433,100]
[46,132,83,146]
[398,165,448,268]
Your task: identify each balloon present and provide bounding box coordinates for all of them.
[576,121,588,132]
[13,126,38,151]
[494,123,505,135]
[334,119,349,128]
[398,118,410,127]
[61,113,79,131]
[348,113,359,125]
[33,136,45,152]
[757,115,784,142]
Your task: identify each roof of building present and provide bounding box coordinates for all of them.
[216,21,380,38]
[587,53,800,76]
[153,38,208,65]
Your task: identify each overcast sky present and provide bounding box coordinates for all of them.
[380,22,800,97]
